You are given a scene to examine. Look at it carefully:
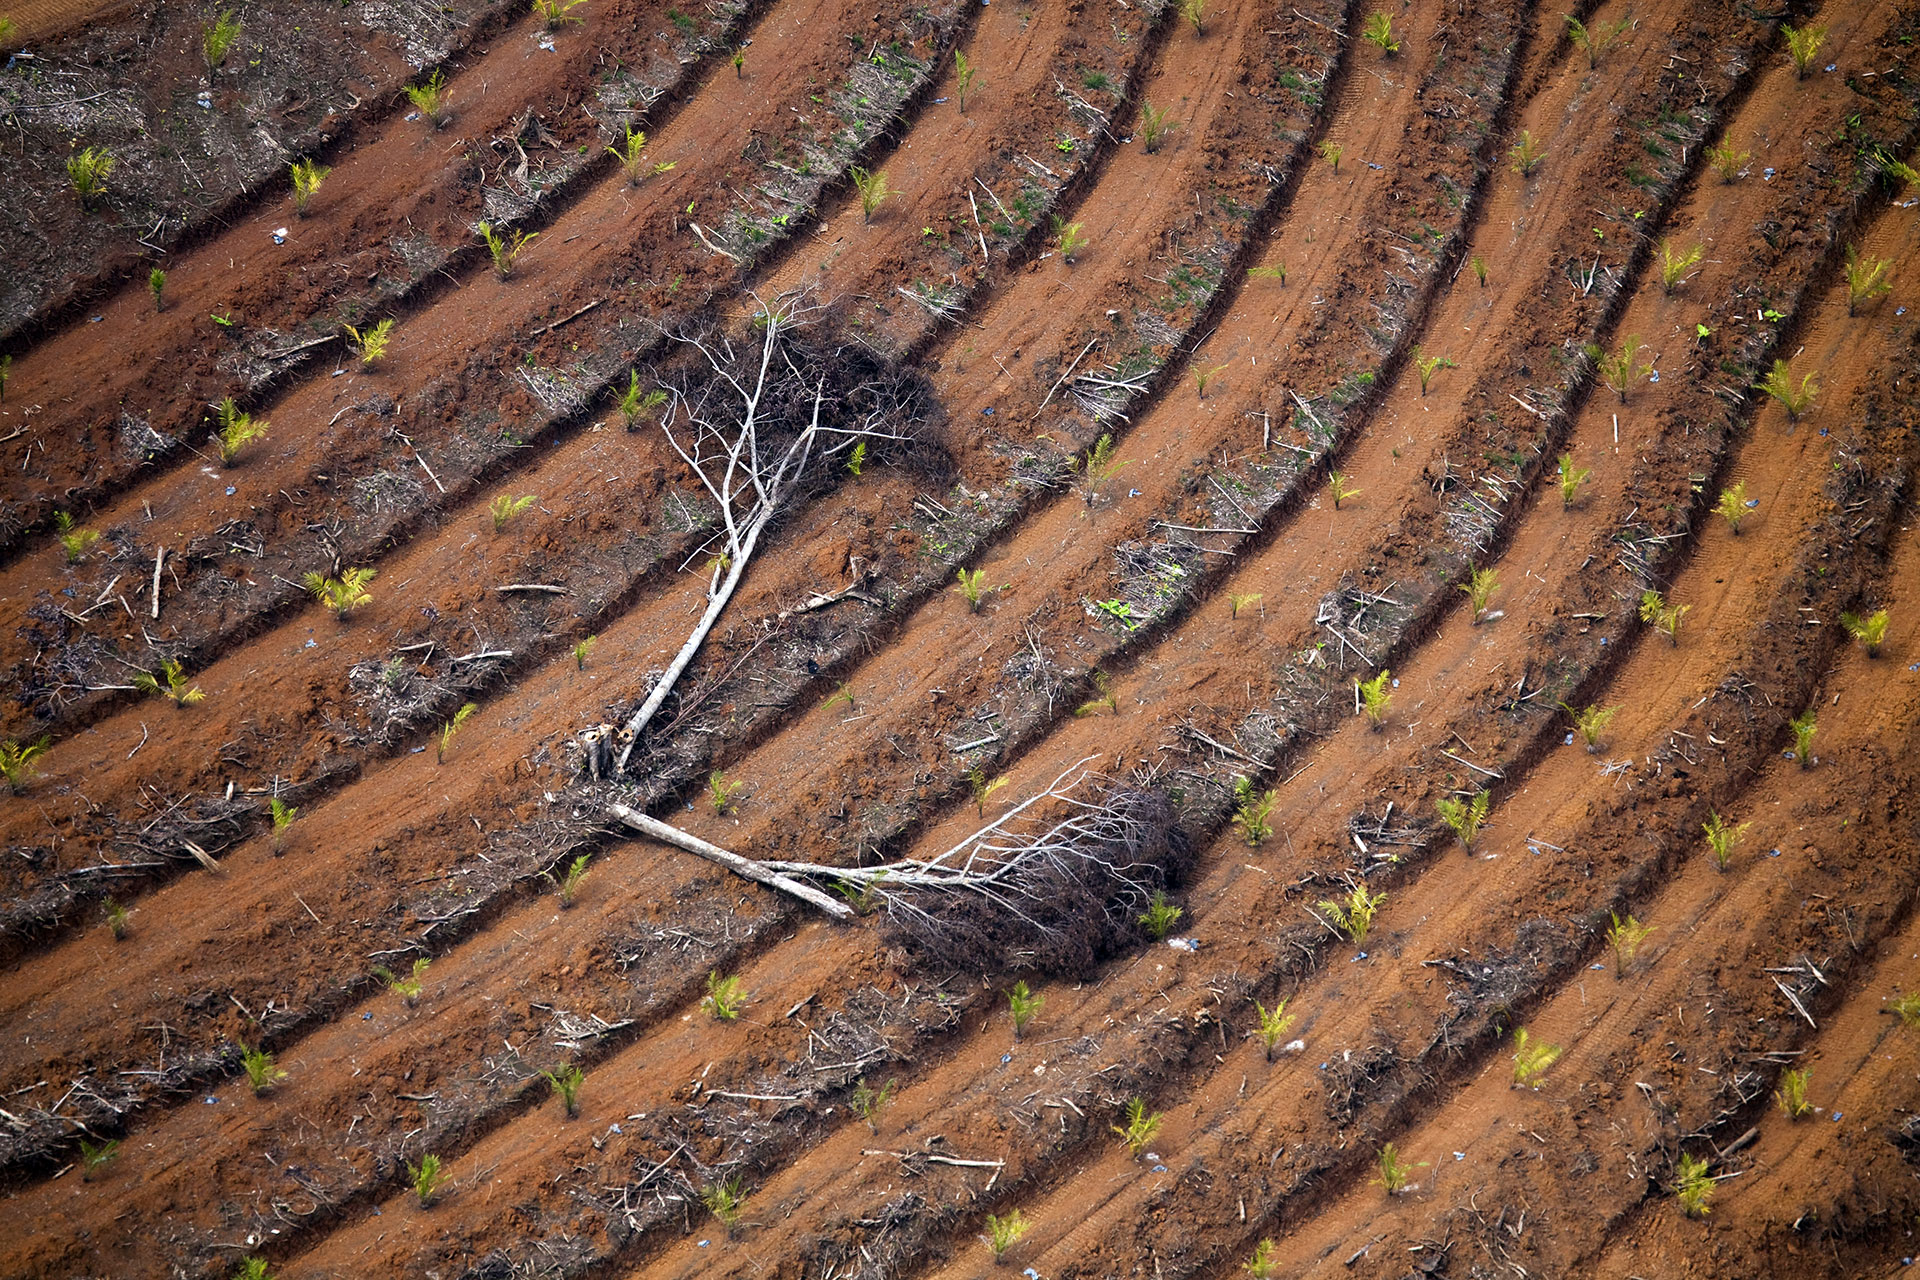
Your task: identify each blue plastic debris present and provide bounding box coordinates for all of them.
[1648,370,1660,383]
[1744,498,1758,508]
[981,406,994,415]
[411,745,427,753]
[1600,637,1608,646]
[363,1012,373,1020]
[1899,307,1909,317]
[1769,848,1782,858]
[205,1096,220,1104]
[1564,733,1575,746]
[90,315,103,324]
[1001,1053,1013,1065]
[1391,678,1399,688]
[304,638,316,648]
[226,486,237,496]
[1832,1112,1843,1122]
[1152,1164,1168,1173]
[1365,162,1383,170]
[1763,167,1776,180]
[1453,1151,1465,1161]
[1589,963,1605,970]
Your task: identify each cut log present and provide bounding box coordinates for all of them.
[606,803,853,920]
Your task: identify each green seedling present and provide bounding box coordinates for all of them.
[68,146,115,207]
[1095,598,1138,630]
[832,870,887,915]
[533,0,587,29]
[846,440,868,477]
[269,797,297,850]
[1638,588,1689,646]
[1228,591,1262,618]
[730,47,744,75]
[1355,668,1392,729]
[573,634,596,669]
[343,318,393,368]
[701,1176,746,1230]
[1,736,50,793]
[1840,608,1889,656]
[850,1077,896,1133]
[709,770,744,815]
[1373,1141,1426,1193]
[1845,244,1894,317]
[408,1153,451,1207]
[1562,702,1619,752]
[149,267,167,312]
[241,1046,286,1095]
[1074,670,1119,717]
[543,1065,584,1116]
[53,511,101,563]
[215,397,269,464]
[233,1259,275,1280]
[703,970,746,1020]
[954,50,979,112]
[1317,139,1341,173]
[548,853,590,907]
[1232,776,1276,846]
[1511,1026,1560,1088]
[1702,810,1747,871]
[1180,0,1206,35]
[1243,1238,1280,1279]
[1194,362,1227,398]
[1112,1097,1163,1157]
[436,702,475,764]
[1138,889,1182,940]
[1072,433,1129,504]
[1606,911,1653,978]
[478,221,537,279]
[1252,999,1295,1061]
[1319,882,1385,945]
[1509,129,1544,175]
[1328,470,1360,509]
[289,158,329,215]
[1470,254,1487,286]
[954,567,998,612]
[1566,12,1632,68]
[1673,1152,1713,1216]
[967,766,1008,817]
[1558,453,1591,509]
[821,682,856,712]
[851,165,891,224]
[304,567,376,619]
[1708,139,1748,182]
[1783,22,1825,77]
[135,659,206,708]
[984,1209,1030,1262]
[1754,359,1818,421]
[1140,101,1176,154]
[617,371,668,428]
[1713,481,1749,534]
[1436,789,1490,851]
[374,957,430,1005]
[104,898,131,940]
[406,71,450,125]
[1588,334,1650,402]
[1007,979,1043,1038]
[1891,992,1920,1029]
[1414,347,1456,395]
[203,9,241,71]
[1658,239,1703,294]
[1248,263,1288,284]
[607,126,650,185]
[1053,216,1089,262]
[1788,710,1816,766]
[489,492,537,531]
[79,1137,120,1181]
[1775,1067,1812,1119]
[1460,565,1498,621]
[1362,11,1398,54]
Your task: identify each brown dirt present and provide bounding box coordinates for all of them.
[2,0,1918,1278]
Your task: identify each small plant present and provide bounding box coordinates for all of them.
[821,681,856,712]
[967,766,1008,817]
[1252,999,1294,1061]
[1470,254,1487,287]
[573,634,596,669]
[343,318,394,368]
[1140,101,1176,154]
[1713,481,1750,534]
[53,511,101,563]
[1562,702,1619,752]
[1361,11,1398,54]
[1007,979,1043,1038]
[437,702,476,764]
[1248,263,1287,284]
[543,1065,584,1117]
[1844,244,1894,317]
[269,797,297,850]
[233,1259,275,1280]
[489,492,537,531]
[984,1209,1029,1262]
[1702,810,1748,872]
[1673,1152,1713,1216]
[1232,777,1276,846]
[304,567,377,619]
[149,267,167,312]
[1658,239,1703,294]
[1460,565,1498,621]
[1139,889,1183,940]
[1054,216,1089,262]
[1511,1026,1561,1089]
[1413,347,1456,395]
[851,165,891,224]
[1327,470,1360,509]
[215,399,270,464]
[1788,710,1816,766]
[533,0,587,29]
[241,1046,287,1095]
[0,353,9,400]
[1193,362,1227,399]
[79,1137,120,1181]
[104,898,131,941]
[1112,1097,1164,1157]
[1708,139,1749,182]
[478,221,537,280]
[1638,588,1690,647]
[1317,139,1342,173]
[134,659,207,708]
[1840,608,1889,656]
[617,371,668,429]
[607,126,649,185]
[406,70,450,125]
[1890,991,1920,1029]
[1074,670,1120,717]
[0,736,50,793]
[1566,12,1632,68]
[1319,883,1385,945]
[1558,453,1591,509]
[701,1176,746,1230]
[374,957,430,1005]
[408,1153,451,1207]
[1775,1066,1812,1120]
[1606,911,1653,978]
[1228,591,1262,618]
[846,440,868,477]
[203,9,241,72]
[954,567,998,612]
[1180,0,1206,36]
[1243,1238,1279,1279]
[708,770,745,815]
[730,47,743,75]
[1754,358,1818,421]
[1783,22,1825,78]
[953,49,979,112]
[850,1077,896,1132]
[703,970,746,1020]
[1355,668,1392,730]
[1436,789,1490,851]
[67,146,115,207]
[1588,334,1650,403]
[548,853,590,906]
[1509,129,1545,176]
[1373,1141,1426,1193]
[1072,432,1129,504]
[289,158,330,215]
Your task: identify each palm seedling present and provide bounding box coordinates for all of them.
[984,1209,1030,1262]
[1658,239,1703,294]
[821,682,856,712]
[408,1153,452,1207]
[573,634,596,669]
[703,970,746,1020]
[1566,12,1632,68]
[1702,810,1748,871]
[1562,702,1620,752]
[1140,101,1176,154]
[1470,255,1487,286]
[1511,1027,1560,1089]
[954,567,997,612]
[374,956,430,1005]
[1460,565,1498,622]
[104,898,131,940]
[233,1258,275,1280]
[954,50,979,112]
[1180,0,1206,36]
[1782,23,1825,78]
[1248,263,1287,284]
[1754,359,1818,421]
[1844,244,1894,316]
[705,770,745,816]
[79,1137,120,1181]
[548,853,590,906]
[1713,481,1750,534]
[1318,882,1385,945]
[850,165,891,224]
[1673,1152,1713,1216]
[1373,1142,1426,1193]
[543,1065,585,1117]
[215,397,270,463]
[967,766,1008,818]
[1328,470,1360,509]
[268,797,297,851]
[343,318,394,368]
[1317,140,1342,173]
[305,567,376,619]
[437,702,476,764]
[1054,216,1089,262]
[701,1175,747,1231]
[405,70,450,125]
[1228,591,1262,618]
[0,736,50,794]
[1138,889,1182,941]
[850,1077,896,1133]
[1588,334,1650,403]
[1509,129,1545,176]
[1074,670,1119,716]
[1072,433,1129,504]
[1355,668,1392,730]
[68,146,114,208]
[289,158,329,215]
[241,1046,287,1095]
[1243,1238,1279,1279]
[607,126,649,185]
[1111,1097,1164,1157]
[1890,991,1920,1029]
[617,371,668,430]
[1708,139,1749,182]
[489,492,537,531]
[149,267,167,311]
[730,47,744,75]
[846,440,867,477]
[1251,999,1295,1061]
[134,659,206,708]
[1361,11,1398,54]
[53,512,101,563]
[1232,776,1276,846]
[533,0,587,29]
[1436,789,1490,851]
[1775,1067,1812,1119]
[1414,347,1456,395]
[1194,362,1227,399]
[478,221,537,279]
[1606,911,1653,978]
[203,9,241,72]
[1839,608,1889,656]
[1638,588,1689,646]
[1788,710,1816,766]
[1008,979,1043,1038]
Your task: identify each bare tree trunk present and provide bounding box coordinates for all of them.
[607,802,853,920]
